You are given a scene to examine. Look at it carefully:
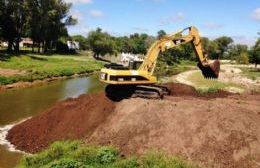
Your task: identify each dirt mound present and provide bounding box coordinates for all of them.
[7,83,260,167]
[86,93,260,168]
[7,92,115,153]
[166,83,199,96]
[165,83,232,99]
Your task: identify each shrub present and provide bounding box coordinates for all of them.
[16,141,199,168]
[236,52,249,64]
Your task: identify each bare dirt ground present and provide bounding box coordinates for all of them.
[0,68,26,77]
[173,64,260,93]
[7,83,260,168]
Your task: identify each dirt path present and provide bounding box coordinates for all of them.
[7,83,260,168]
[172,65,260,93]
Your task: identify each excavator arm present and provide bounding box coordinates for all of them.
[139,26,220,78]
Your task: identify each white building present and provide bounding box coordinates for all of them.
[120,53,144,64]
[67,41,80,50]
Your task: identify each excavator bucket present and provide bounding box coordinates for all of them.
[198,60,220,79]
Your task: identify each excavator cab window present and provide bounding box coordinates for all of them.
[128,61,143,70]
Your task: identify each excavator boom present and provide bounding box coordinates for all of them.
[138,26,219,78]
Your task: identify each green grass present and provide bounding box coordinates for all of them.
[155,60,196,78]
[240,67,260,80]
[0,53,104,85]
[16,141,199,168]
[187,71,244,93]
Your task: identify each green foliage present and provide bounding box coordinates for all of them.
[0,54,104,85]
[72,35,89,50]
[187,71,244,92]
[0,0,75,52]
[88,28,116,58]
[240,67,260,80]
[251,38,260,67]
[196,87,219,95]
[155,60,195,78]
[16,141,199,168]
[229,44,248,60]
[157,30,166,39]
[236,52,249,64]
[214,36,233,58]
[96,147,118,164]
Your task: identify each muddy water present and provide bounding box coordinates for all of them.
[0,75,104,168]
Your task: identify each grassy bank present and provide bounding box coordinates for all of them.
[0,53,104,85]
[17,141,199,168]
[240,67,260,80]
[155,60,196,78]
[187,71,244,93]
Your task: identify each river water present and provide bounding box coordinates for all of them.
[0,75,104,168]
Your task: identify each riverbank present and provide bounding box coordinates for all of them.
[0,72,97,91]
[169,64,260,94]
[0,52,104,89]
[0,75,105,168]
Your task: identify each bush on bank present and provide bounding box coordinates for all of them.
[17,141,199,168]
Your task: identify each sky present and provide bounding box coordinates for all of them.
[65,0,260,46]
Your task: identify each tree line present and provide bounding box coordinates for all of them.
[0,0,76,53]
[73,28,260,66]
[0,0,259,66]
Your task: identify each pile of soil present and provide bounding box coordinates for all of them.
[165,82,232,99]
[7,83,260,167]
[7,92,115,153]
[87,94,260,168]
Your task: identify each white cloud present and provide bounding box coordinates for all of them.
[89,10,104,17]
[203,22,223,29]
[64,0,92,4]
[160,12,186,25]
[251,8,260,21]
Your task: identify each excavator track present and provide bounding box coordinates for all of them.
[105,84,170,101]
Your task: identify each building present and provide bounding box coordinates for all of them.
[19,38,33,48]
[67,41,80,50]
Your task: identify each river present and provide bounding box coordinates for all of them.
[0,75,104,168]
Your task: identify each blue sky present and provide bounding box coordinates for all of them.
[65,0,260,46]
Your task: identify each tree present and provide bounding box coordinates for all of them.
[236,52,249,64]
[26,0,76,53]
[157,30,166,39]
[251,38,260,68]
[214,36,233,58]
[88,28,116,58]
[228,44,248,60]
[0,0,27,52]
[72,35,88,50]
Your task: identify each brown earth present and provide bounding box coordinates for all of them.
[7,92,115,153]
[0,68,26,77]
[7,83,260,168]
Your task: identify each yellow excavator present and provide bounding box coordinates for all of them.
[99,26,220,100]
